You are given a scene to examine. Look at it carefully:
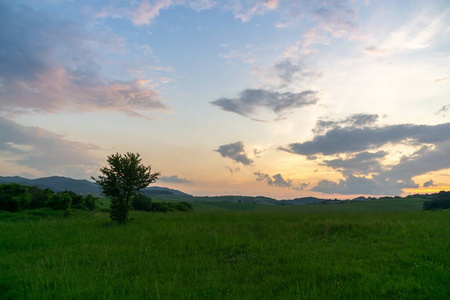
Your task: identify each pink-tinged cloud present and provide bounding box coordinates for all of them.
[0,116,101,177]
[232,0,280,22]
[0,2,170,118]
[131,0,173,26]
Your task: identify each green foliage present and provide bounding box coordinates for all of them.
[132,193,153,211]
[62,190,84,208]
[83,194,98,211]
[92,152,160,224]
[423,191,450,210]
[27,186,54,209]
[45,193,72,210]
[0,183,32,212]
[150,201,169,212]
[174,201,193,212]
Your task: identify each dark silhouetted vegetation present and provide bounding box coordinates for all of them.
[92,152,160,224]
[423,191,450,210]
[132,193,193,212]
[0,183,31,212]
[0,183,99,213]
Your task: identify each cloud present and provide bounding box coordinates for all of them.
[423,179,435,188]
[130,0,172,26]
[323,151,387,176]
[284,122,450,156]
[211,89,318,120]
[0,2,169,118]
[283,114,450,195]
[301,0,364,53]
[312,113,379,135]
[0,116,100,177]
[436,104,450,116]
[226,166,241,175]
[228,0,279,22]
[254,172,292,189]
[215,142,254,166]
[253,59,323,90]
[159,175,192,184]
[254,171,308,190]
[365,7,449,56]
[95,0,215,26]
[311,174,412,196]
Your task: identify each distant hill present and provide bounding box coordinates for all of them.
[142,186,192,197]
[0,176,192,197]
[279,197,330,205]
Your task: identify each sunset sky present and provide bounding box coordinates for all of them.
[1,0,450,199]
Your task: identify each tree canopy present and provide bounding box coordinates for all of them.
[92,152,160,224]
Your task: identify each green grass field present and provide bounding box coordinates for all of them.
[1,198,449,299]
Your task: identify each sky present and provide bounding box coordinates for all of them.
[1,0,450,199]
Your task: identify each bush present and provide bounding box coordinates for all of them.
[151,202,169,212]
[62,190,84,208]
[174,201,193,212]
[0,184,32,212]
[132,194,153,211]
[83,194,98,211]
[46,193,72,210]
[27,186,54,209]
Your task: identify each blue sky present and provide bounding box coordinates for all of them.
[1,0,450,198]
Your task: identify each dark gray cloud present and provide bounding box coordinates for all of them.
[284,122,450,156]
[159,175,192,184]
[323,151,387,175]
[0,116,100,176]
[284,113,450,195]
[312,174,415,196]
[210,89,318,120]
[0,2,169,117]
[423,179,435,188]
[313,113,379,134]
[215,142,253,166]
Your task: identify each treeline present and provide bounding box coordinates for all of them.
[132,194,193,212]
[0,183,192,214]
[423,191,450,210]
[0,183,98,212]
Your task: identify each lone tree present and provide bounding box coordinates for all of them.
[92,152,160,224]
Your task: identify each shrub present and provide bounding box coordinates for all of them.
[28,186,54,209]
[0,184,32,212]
[174,201,193,212]
[151,202,169,212]
[83,194,98,211]
[62,190,84,208]
[132,194,153,211]
[46,193,72,210]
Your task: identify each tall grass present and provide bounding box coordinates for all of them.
[1,209,449,299]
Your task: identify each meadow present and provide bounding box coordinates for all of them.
[1,198,449,299]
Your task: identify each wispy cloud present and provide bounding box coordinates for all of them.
[211,89,318,121]
[95,0,215,26]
